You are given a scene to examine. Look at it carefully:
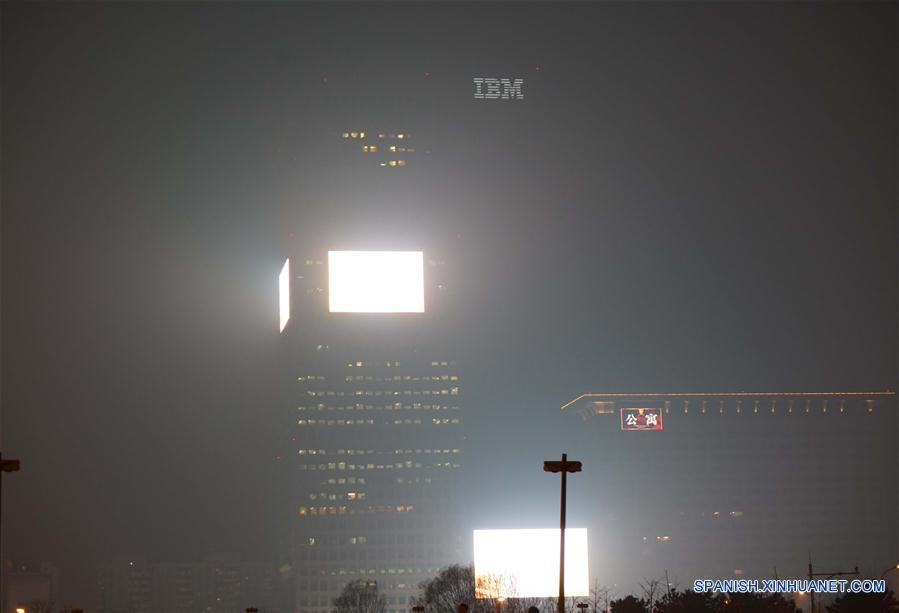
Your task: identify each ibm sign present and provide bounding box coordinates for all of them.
[473,77,524,100]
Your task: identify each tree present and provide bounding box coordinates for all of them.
[639,578,664,612]
[334,579,387,613]
[25,601,54,613]
[610,595,649,613]
[653,589,726,613]
[590,579,615,613]
[417,564,491,613]
[724,592,800,613]
[827,590,897,613]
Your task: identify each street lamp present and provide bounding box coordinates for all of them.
[880,564,899,579]
[544,453,583,613]
[3,454,22,613]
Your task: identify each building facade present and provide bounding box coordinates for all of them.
[563,391,898,589]
[282,251,465,613]
[2,562,59,613]
[97,554,273,613]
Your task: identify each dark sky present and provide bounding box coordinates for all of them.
[2,1,896,606]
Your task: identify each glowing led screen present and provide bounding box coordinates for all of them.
[328,251,424,313]
[473,529,588,598]
[279,258,290,332]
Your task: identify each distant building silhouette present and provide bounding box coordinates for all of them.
[96,554,273,613]
[563,391,897,585]
[2,562,59,613]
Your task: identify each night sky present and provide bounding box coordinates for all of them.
[2,2,896,607]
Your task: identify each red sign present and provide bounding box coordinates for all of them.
[620,407,663,431]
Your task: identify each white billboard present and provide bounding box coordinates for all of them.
[279,258,290,332]
[473,529,589,599]
[328,251,425,313]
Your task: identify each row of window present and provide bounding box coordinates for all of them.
[309,492,366,502]
[339,375,459,382]
[297,418,459,426]
[298,419,375,426]
[305,388,460,397]
[298,449,460,456]
[298,463,460,472]
[303,533,435,548]
[340,132,408,140]
[298,403,460,411]
[299,587,414,599]
[298,504,416,516]
[345,360,453,368]
[346,361,405,368]
[296,566,434,579]
[297,417,461,426]
[298,548,442,563]
[324,477,365,485]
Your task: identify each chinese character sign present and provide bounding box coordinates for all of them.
[620,407,664,431]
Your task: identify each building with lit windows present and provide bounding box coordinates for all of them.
[562,391,898,587]
[339,130,415,168]
[280,249,465,613]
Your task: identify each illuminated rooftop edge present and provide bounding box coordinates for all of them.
[560,390,896,411]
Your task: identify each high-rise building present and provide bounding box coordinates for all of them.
[280,248,465,613]
[562,391,897,587]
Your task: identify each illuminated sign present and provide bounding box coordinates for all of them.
[620,407,663,431]
[279,258,290,332]
[473,78,524,100]
[328,251,425,313]
[473,529,588,598]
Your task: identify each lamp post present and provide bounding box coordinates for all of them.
[2,453,22,612]
[543,453,582,613]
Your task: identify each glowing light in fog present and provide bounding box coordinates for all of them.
[474,528,588,598]
[279,259,290,332]
[328,251,424,313]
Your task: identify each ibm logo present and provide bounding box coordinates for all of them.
[473,78,524,100]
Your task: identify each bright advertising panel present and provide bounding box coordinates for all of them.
[620,407,663,431]
[279,258,290,332]
[328,251,425,313]
[473,528,588,599]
